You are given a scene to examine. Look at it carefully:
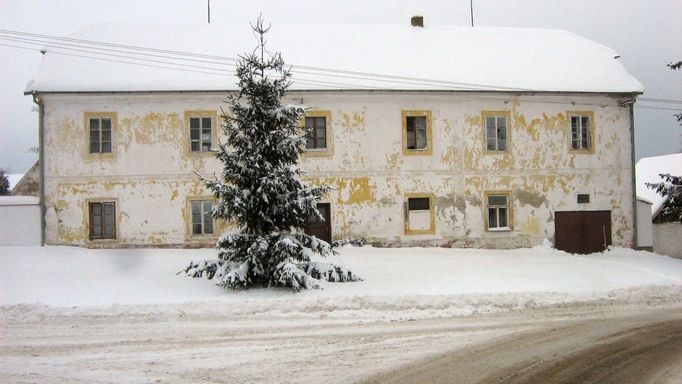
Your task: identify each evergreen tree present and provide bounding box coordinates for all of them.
[0,170,9,195]
[647,173,682,223]
[183,18,360,291]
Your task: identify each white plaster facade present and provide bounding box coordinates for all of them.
[39,91,636,248]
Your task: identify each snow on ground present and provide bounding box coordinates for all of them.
[1,244,682,320]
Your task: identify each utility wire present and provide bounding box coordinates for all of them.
[2,29,680,111]
[0,28,527,91]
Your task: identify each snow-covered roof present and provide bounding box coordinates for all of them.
[0,196,39,206]
[635,153,682,217]
[25,23,644,93]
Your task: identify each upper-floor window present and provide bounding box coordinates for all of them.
[89,201,116,240]
[305,116,327,150]
[89,116,112,153]
[191,199,214,235]
[483,113,509,151]
[402,110,432,155]
[568,112,594,151]
[189,115,213,152]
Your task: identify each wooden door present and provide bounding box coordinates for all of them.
[304,203,332,244]
[555,211,611,254]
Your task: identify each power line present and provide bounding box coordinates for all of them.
[0,28,528,91]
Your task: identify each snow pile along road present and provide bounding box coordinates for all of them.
[1,244,682,320]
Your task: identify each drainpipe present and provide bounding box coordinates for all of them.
[31,92,46,246]
[628,100,638,249]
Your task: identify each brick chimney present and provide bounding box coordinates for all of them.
[411,16,424,27]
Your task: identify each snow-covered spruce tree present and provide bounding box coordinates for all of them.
[647,173,682,223]
[182,19,360,291]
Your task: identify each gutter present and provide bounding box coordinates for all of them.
[629,101,638,249]
[31,92,46,247]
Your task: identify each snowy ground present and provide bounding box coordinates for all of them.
[1,244,682,320]
[2,245,682,383]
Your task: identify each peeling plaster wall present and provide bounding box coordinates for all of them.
[41,92,635,248]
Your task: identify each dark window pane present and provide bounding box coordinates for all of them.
[190,129,199,140]
[488,195,508,206]
[101,118,111,130]
[496,140,505,151]
[305,117,314,129]
[486,126,496,149]
[415,125,427,149]
[101,142,112,153]
[488,208,497,228]
[201,143,211,152]
[90,142,100,153]
[192,223,202,235]
[190,118,200,129]
[316,126,326,139]
[497,116,506,129]
[101,130,111,142]
[191,141,200,152]
[316,138,326,149]
[90,118,100,131]
[202,117,211,129]
[486,117,495,130]
[306,137,314,149]
[90,129,100,143]
[203,217,213,234]
[408,197,430,211]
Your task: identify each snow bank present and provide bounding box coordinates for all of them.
[1,245,681,320]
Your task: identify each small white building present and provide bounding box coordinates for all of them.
[25,20,643,252]
[635,153,682,258]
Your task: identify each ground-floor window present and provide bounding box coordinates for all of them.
[405,194,435,234]
[89,201,116,240]
[191,200,214,235]
[486,193,511,231]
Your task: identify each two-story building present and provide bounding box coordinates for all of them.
[25,19,643,252]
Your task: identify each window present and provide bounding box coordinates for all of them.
[483,113,509,151]
[402,111,432,155]
[88,116,113,153]
[487,194,511,231]
[406,116,427,150]
[302,111,332,156]
[568,112,593,151]
[189,115,213,152]
[191,200,214,235]
[89,201,116,240]
[405,194,435,234]
[305,116,327,150]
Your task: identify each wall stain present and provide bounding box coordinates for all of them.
[515,189,546,208]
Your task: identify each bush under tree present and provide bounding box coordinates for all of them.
[0,170,9,196]
[182,18,360,291]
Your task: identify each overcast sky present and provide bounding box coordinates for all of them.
[1,0,680,174]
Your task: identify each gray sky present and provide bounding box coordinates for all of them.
[1,0,680,174]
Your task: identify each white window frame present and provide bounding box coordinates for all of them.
[486,193,511,231]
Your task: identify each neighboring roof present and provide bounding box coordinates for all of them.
[25,23,644,93]
[0,196,39,206]
[635,153,682,217]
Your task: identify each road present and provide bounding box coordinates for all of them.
[1,302,681,383]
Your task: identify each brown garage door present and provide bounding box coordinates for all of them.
[304,203,332,244]
[555,210,612,254]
